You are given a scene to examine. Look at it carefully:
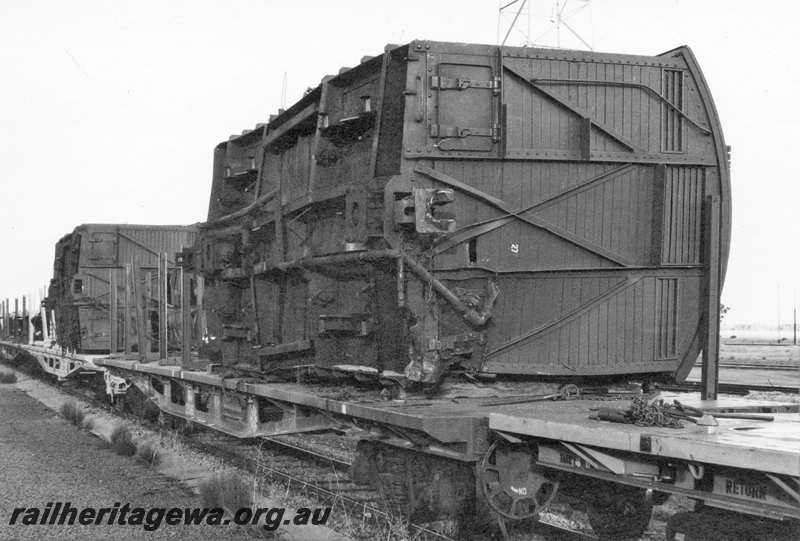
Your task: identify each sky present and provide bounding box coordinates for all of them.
[0,0,798,326]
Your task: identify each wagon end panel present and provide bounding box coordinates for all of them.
[400,43,728,378]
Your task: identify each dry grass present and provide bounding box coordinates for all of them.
[0,372,17,384]
[136,442,161,467]
[109,425,136,456]
[60,401,85,426]
[199,473,252,511]
[250,442,411,541]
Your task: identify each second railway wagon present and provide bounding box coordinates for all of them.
[47,224,197,353]
[194,40,730,385]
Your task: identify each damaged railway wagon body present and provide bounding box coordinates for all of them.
[48,224,197,353]
[193,40,730,385]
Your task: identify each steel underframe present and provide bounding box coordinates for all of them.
[532,439,800,521]
[0,340,129,395]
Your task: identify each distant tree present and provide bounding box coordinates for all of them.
[720,303,730,322]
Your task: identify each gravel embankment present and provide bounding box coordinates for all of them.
[0,384,248,540]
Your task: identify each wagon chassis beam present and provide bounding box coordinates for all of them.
[534,444,800,521]
[101,360,487,461]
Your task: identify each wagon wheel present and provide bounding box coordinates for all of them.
[478,440,559,521]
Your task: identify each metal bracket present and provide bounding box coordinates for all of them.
[428,331,483,354]
[429,124,497,139]
[318,314,373,336]
[221,324,251,341]
[414,188,456,233]
[430,75,500,92]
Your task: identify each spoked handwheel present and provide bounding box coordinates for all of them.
[479,440,559,520]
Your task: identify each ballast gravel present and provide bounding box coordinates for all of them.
[0,385,249,540]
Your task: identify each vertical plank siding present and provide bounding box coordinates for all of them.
[412,43,727,377]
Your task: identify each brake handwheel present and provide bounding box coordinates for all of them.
[479,440,559,520]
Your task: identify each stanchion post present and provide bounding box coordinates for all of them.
[159,252,168,362]
[110,268,118,353]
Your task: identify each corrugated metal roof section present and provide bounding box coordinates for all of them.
[75,224,196,269]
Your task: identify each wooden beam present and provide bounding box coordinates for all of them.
[249,274,261,345]
[579,117,592,160]
[27,295,34,345]
[39,298,48,343]
[195,276,205,347]
[701,195,722,400]
[307,77,331,202]
[264,101,319,149]
[109,269,118,353]
[144,271,153,356]
[181,268,191,366]
[133,262,147,361]
[50,309,57,345]
[159,252,168,361]
[22,296,29,344]
[650,164,667,265]
[124,264,132,355]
